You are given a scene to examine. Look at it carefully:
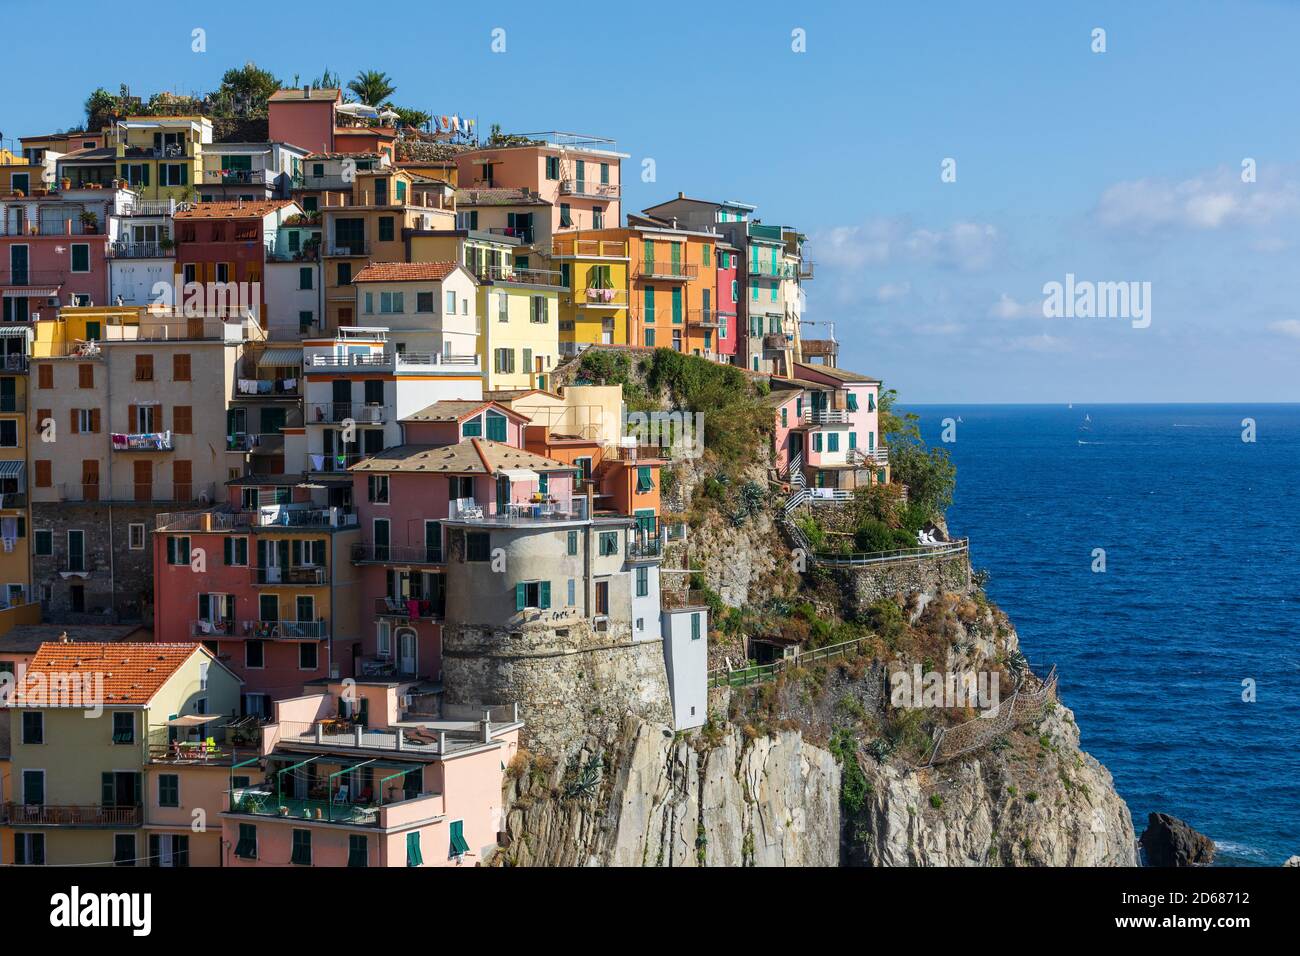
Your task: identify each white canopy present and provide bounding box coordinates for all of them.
[500,468,539,482]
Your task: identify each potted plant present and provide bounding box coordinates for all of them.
[60,177,72,190]
[80,211,99,234]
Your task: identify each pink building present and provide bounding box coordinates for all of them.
[773,363,889,491]
[268,88,342,155]
[716,241,739,359]
[348,402,574,682]
[221,679,520,867]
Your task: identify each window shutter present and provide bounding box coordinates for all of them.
[166,537,177,564]
[69,409,79,434]
[102,773,115,806]
[223,538,233,565]
[540,581,551,609]
[91,408,101,433]
[515,583,525,611]
[127,404,137,429]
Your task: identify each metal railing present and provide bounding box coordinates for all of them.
[111,430,173,452]
[253,565,327,586]
[304,453,367,473]
[239,619,328,639]
[687,309,722,327]
[201,168,267,184]
[265,245,320,262]
[559,179,621,199]
[374,596,444,619]
[352,543,444,566]
[661,589,712,610]
[708,636,870,688]
[478,264,565,287]
[3,803,142,827]
[108,241,171,258]
[323,241,370,257]
[802,408,850,425]
[638,261,697,280]
[308,402,392,424]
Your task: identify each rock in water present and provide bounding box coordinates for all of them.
[1283,855,1300,867]
[1139,813,1216,866]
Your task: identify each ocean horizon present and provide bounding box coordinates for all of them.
[904,402,1300,866]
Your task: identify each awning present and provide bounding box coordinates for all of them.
[258,348,302,368]
[0,326,32,338]
[166,714,221,727]
[3,288,58,297]
[0,461,25,478]
[500,468,539,482]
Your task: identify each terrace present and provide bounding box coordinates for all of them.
[559,179,621,200]
[308,402,392,424]
[146,717,265,765]
[57,481,216,504]
[352,543,444,567]
[477,263,565,287]
[2,803,141,827]
[638,261,697,281]
[446,494,589,526]
[154,505,358,533]
[551,238,628,259]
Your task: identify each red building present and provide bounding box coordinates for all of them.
[715,240,739,359]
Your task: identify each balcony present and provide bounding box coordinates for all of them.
[57,481,215,504]
[447,495,589,526]
[374,596,444,620]
[233,375,302,399]
[228,787,397,827]
[308,402,392,424]
[627,531,663,559]
[661,589,712,611]
[190,618,236,638]
[248,506,358,529]
[763,332,793,350]
[0,220,96,237]
[296,174,354,191]
[305,453,367,474]
[0,491,27,509]
[122,198,191,217]
[573,287,627,308]
[265,244,319,263]
[111,430,173,452]
[301,351,478,373]
[253,565,327,586]
[226,432,283,453]
[559,179,621,200]
[202,168,267,185]
[323,241,370,257]
[750,261,796,280]
[799,260,814,280]
[607,443,670,462]
[146,720,264,764]
[639,261,697,281]
[486,226,534,244]
[108,241,173,259]
[802,408,851,426]
[238,619,328,639]
[848,446,890,467]
[687,309,722,328]
[3,803,142,827]
[352,543,444,566]
[477,264,565,287]
[2,355,28,373]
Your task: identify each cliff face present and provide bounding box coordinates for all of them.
[498,716,840,867]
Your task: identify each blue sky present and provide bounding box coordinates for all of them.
[3,0,1299,402]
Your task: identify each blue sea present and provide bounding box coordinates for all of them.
[907,404,1300,867]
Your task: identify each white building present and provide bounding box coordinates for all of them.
[351,261,481,359]
[662,602,708,730]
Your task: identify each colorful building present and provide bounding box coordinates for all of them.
[771,363,889,491]
[104,117,214,203]
[549,235,630,354]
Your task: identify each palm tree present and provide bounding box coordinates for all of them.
[348,70,395,106]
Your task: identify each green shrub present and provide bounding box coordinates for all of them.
[853,518,896,554]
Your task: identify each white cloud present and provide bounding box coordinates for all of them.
[1268,319,1300,339]
[815,217,1000,272]
[873,281,911,303]
[1095,166,1300,233]
[989,293,1042,320]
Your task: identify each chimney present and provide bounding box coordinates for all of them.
[678,191,684,199]
[59,631,70,643]
[302,85,310,99]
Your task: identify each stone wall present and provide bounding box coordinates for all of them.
[441,616,673,756]
[835,550,971,614]
[30,502,161,624]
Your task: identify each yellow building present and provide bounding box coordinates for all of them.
[548,236,629,355]
[0,327,32,605]
[1,641,241,866]
[0,149,47,197]
[476,280,561,392]
[105,116,213,202]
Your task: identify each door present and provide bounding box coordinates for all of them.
[10,246,28,285]
[133,461,152,502]
[331,379,351,421]
[296,596,314,631]
[496,475,510,512]
[398,629,417,675]
[172,460,192,503]
[259,593,279,622]
[575,160,585,194]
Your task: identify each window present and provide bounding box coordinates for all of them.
[22,768,44,805]
[498,291,509,322]
[636,566,649,598]
[378,216,394,242]
[593,207,604,229]
[135,354,153,381]
[781,408,788,428]
[299,642,319,670]
[0,420,15,447]
[112,712,134,744]
[448,820,469,858]
[246,640,265,669]
[636,466,654,493]
[128,523,146,550]
[567,529,579,556]
[567,578,576,606]
[380,291,404,314]
[234,824,257,859]
[417,291,434,312]
[78,364,94,388]
[165,536,191,566]
[493,348,515,374]
[291,829,311,865]
[559,203,572,228]
[173,405,192,435]
[445,290,456,314]
[71,244,90,273]
[598,531,620,557]
[13,833,44,866]
[33,529,51,556]
[159,163,188,186]
[847,392,859,412]
[407,831,424,867]
[148,833,189,867]
[545,156,560,180]
[223,536,248,566]
[529,295,548,323]
[692,613,702,640]
[299,311,314,333]
[158,774,179,808]
[827,432,839,452]
[21,711,42,745]
[644,329,655,347]
[114,834,136,867]
[466,532,490,562]
[813,433,823,453]
[173,353,191,381]
[37,365,53,389]
[349,834,369,867]
[515,580,551,610]
[299,267,313,290]
[67,530,86,572]
[368,475,389,503]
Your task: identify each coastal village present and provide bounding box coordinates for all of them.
[0,70,1110,870]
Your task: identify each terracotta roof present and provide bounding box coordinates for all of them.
[269,88,342,102]
[455,187,548,206]
[351,438,573,475]
[11,642,216,707]
[176,200,295,220]
[792,362,879,385]
[403,399,528,424]
[353,261,461,283]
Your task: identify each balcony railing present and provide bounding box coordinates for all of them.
[57,482,215,504]
[607,443,671,462]
[302,351,478,372]
[323,241,370,257]
[265,244,320,263]
[239,619,328,639]
[661,589,712,611]
[108,241,172,259]
[202,168,267,185]
[687,309,722,327]
[233,375,301,398]
[559,179,621,199]
[627,530,663,559]
[253,565,327,586]
[639,261,697,280]
[228,788,390,827]
[2,355,28,373]
[0,491,28,509]
[305,453,367,474]
[477,264,565,287]
[352,543,444,566]
[448,496,588,524]
[111,430,173,452]
[147,721,263,763]
[308,402,392,424]
[573,287,626,308]
[122,198,191,217]
[3,803,142,827]
[374,596,444,619]
[296,174,354,190]
[0,221,96,237]
[486,226,534,244]
[248,506,358,528]
[190,619,236,638]
[799,260,814,280]
[802,408,851,425]
[848,446,890,466]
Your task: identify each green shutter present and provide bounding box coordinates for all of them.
[224,537,233,565]
[406,831,423,866]
[102,773,114,806]
[692,614,701,640]
[643,287,654,323]
[671,287,682,324]
[449,820,469,856]
[539,581,551,609]
[515,583,525,611]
